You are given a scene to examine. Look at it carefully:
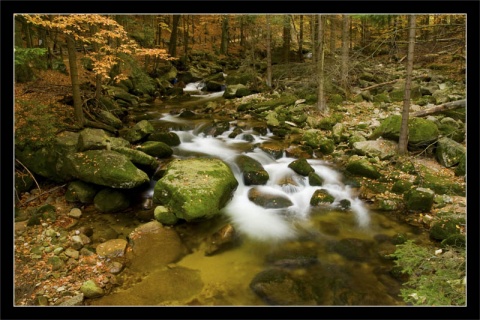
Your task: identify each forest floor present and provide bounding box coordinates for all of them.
[13,55,467,306]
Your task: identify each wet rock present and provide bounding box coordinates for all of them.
[329,238,373,261]
[154,205,179,225]
[137,141,173,158]
[197,120,230,137]
[96,239,128,258]
[285,145,313,158]
[94,188,130,213]
[111,146,158,170]
[120,120,154,143]
[249,268,316,305]
[65,180,99,204]
[91,225,119,243]
[308,172,324,186]
[259,141,284,159]
[127,221,188,272]
[205,224,238,256]
[80,280,105,299]
[153,158,238,222]
[265,247,318,268]
[147,131,181,146]
[248,187,293,209]
[310,189,335,206]
[235,155,269,186]
[288,158,314,176]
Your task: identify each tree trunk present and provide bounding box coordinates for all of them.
[316,15,327,113]
[398,15,416,155]
[299,15,304,61]
[220,15,229,55]
[266,15,272,88]
[311,15,316,62]
[169,15,180,56]
[329,16,335,54]
[283,15,291,64]
[66,35,85,127]
[183,15,189,62]
[341,15,349,95]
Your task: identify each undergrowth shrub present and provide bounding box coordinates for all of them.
[389,240,466,306]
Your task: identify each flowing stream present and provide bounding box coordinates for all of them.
[90,89,431,306]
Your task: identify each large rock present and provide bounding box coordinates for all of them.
[153,158,238,221]
[353,139,398,160]
[64,150,149,189]
[94,188,130,213]
[235,155,269,185]
[65,180,99,203]
[121,120,154,143]
[435,137,466,168]
[247,187,293,209]
[111,146,158,170]
[126,221,188,272]
[137,141,174,158]
[345,156,381,179]
[404,187,434,212]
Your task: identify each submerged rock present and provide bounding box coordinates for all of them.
[248,187,293,209]
[205,224,238,256]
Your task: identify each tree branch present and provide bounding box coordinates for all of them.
[410,99,465,117]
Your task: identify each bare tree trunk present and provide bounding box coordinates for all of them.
[66,35,85,127]
[398,15,416,155]
[299,15,304,61]
[316,15,327,113]
[283,15,291,63]
[266,15,272,88]
[169,15,180,56]
[220,15,229,55]
[341,14,349,96]
[329,16,335,54]
[311,15,316,62]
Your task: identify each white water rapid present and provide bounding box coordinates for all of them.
[160,114,370,242]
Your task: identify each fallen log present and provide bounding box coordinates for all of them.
[410,99,465,117]
[357,74,428,92]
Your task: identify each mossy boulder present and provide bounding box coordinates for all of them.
[435,137,466,168]
[370,115,439,151]
[147,131,181,146]
[80,280,105,299]
[63,150,149,189]
[416,165,465,196]
[154,205,179,225]
[153,158,238,221]
[235,155,270,186]
[96,109,123,129]
[65,180,99,204]
[247,187,293,209]
[408,118,439,150]
[137,141,173,158]
[437,117,465,143]
[302,129,323,148]
[318,138,335,155]
[429,218,462,241]
[94,188,130,213]
[111,146,158,170]
[345,157,381,179]
[404,187,434,212]
[259,141,285,159]
[310,189,335,206]
[288,158,314,176]
[391,180,413,195]
[308,172,324,186]
[454,153,466,176]
[353,139,398,160]
[121,120,154,143]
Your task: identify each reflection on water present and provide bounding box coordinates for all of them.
[90,99,431,306]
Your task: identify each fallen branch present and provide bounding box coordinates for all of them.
[17,184,67,207]
[15,159,41,194]
[356,74,428,94]
[410,99,465,117]
[85,119,118,135]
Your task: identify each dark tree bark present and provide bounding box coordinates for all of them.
[169,15,181,56]
[66,35,85,127]
[283,15,291,63]
[398,15,416,155]
[266,15,272,88]
[220,15,229,55]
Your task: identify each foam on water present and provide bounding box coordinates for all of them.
[159,113,370,241]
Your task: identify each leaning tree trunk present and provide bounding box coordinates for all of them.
[398,15,416,155]
[66,35,85,127]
